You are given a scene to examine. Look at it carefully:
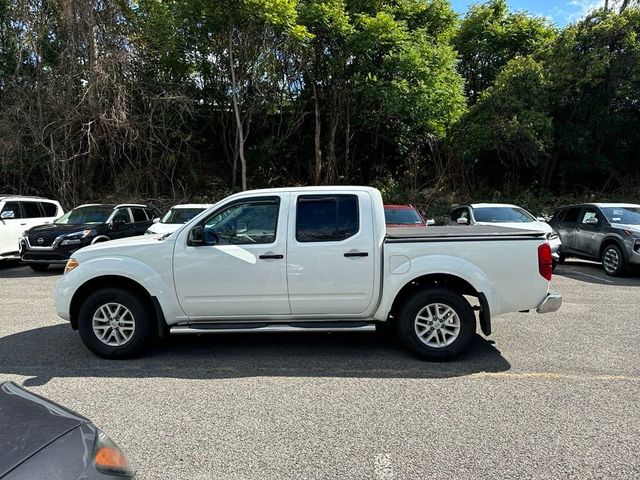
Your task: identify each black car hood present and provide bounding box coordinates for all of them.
[26,223,102,236]
[0,382,88,477]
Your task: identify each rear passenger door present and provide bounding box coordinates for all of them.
[287,192,375,316]
[20,200,50,230]
[131,207,151,234]
[556,206,581,252]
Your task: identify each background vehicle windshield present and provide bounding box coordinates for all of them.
[55,206,112,225]
[161,207,205,224]
[384,208,423,225]
[473,207,535,223]
[601,207,640,225]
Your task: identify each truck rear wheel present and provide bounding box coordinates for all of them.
[397,288,476,361]
[77,288,153,359]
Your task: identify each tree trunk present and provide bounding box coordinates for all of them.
[229,28,247,191]
[312,82,322,185]
[83,6,100,199]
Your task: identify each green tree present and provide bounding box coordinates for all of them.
[452,56,553,193]
[545,8,640,191]
[454,0,556,104]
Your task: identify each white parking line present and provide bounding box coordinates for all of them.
[556,268,614,283]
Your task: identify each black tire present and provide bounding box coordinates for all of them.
[602,244,625,277]
[29,263,49,272]
[557,253,566,265]
[77,287,154,359]
[397,288,476,361]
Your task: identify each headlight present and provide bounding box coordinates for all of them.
[60,229,94,245]
[61,239,82,245]
[64,258,79,274]
[93,429,134,477]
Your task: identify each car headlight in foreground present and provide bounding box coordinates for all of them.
[93,430,134,477]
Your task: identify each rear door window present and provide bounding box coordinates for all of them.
[296,195,359,242]
[21,201,42,218]
[132,208,147,222]
[563,207,581,224]
[39,202,59,217]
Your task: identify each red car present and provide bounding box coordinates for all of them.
[384,204,428,227]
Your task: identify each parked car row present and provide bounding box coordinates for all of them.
[2,194,638,278]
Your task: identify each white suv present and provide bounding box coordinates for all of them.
[0,196,64,259]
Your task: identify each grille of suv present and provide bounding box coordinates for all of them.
[28,233,56,247]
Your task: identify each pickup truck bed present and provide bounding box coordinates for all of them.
[386,225,546,241]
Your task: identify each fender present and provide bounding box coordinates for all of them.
[374,254,500,321]
[600,234,629,260]
[55,254,186,325]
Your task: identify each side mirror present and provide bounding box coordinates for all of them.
[426,219,436,226]
[457,217,469,225]
[153,217,160,224]
[1,210,15,219]
[584,217,598,225]
[188,226,204,246]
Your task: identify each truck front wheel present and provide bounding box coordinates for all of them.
[397,288,476,361]
[77,288,154,359]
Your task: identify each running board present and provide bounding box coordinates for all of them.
[170,321,376,335]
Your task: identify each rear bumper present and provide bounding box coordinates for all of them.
[536,291,562,314]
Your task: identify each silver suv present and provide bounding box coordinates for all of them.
[549,203,640,276]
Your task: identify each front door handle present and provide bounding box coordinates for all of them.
[259,254,283,260]
[344,251,368,257]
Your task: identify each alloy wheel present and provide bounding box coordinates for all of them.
[603,247,620,274]
[92,302,136,346]
[414,303,461,348]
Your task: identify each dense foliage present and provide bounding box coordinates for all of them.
[0,0,639,208]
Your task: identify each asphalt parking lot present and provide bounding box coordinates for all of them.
[1,260,639,479]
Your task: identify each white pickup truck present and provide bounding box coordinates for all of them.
[54,186,561,361]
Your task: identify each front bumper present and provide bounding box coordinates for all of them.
[20,238,78,265]
[548,237,562,260]
[536,291,562,314]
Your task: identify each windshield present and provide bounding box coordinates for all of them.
[55,206,113,225]
[161,207,206,224]
[473,207,536,223]
[601,207,640,225]
[384,208,423,225]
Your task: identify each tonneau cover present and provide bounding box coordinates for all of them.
[385,225,546,241]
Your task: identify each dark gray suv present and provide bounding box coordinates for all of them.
[549,203,640,276]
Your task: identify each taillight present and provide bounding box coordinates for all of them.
[538,243,553,281]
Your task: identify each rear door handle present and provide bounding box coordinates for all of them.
[344,251,368,257]
[259,254,283,260]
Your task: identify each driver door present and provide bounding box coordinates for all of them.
[173,194,290,319]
